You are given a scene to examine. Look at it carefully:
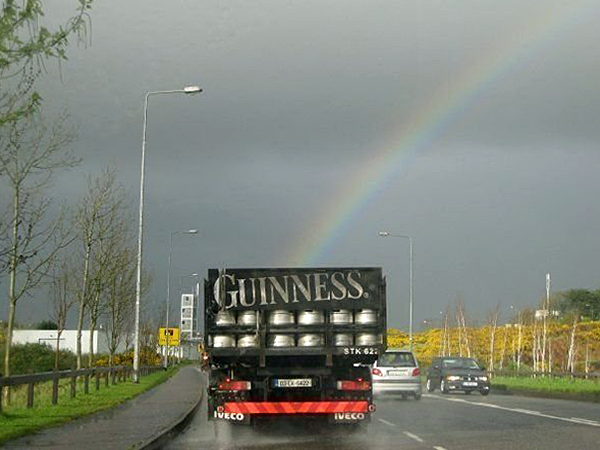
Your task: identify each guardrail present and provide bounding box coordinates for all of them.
[0,365,163,411]
[491,370,600,380]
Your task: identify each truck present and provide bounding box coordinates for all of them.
[204,267,387,429]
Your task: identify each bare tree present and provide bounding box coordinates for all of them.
[49,257,77,370]
[456,299,471,357]
[0,206,11,275]
[584,342,590,377]
[532,314,540,372]
[86,282,105,367]
[499,326,508,370]
[104,244,136,366]
[0,114,79,386]
[566,316,578,374]
[73,168,124,368]
[542,300,548,373]
[86,197,128,368]
[487,304,500,372]
[440,308,450,357]
[516,311,523,372]
[548,338,553,373]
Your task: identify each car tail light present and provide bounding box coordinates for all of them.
[412,368,420,376]
[372,368,383,377]
[337,380,371,391]
[218,380,251,391]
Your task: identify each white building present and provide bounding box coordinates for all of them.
[534,310,560,320]
[180,293,199,341]
[12,329,128,354]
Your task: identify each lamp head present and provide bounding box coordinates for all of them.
[183,86,202,94]
[378,231,390,237]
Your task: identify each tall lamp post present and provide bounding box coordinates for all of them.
[133,86,202,383]
[179,272,200,359]
[164,229,198,368]
[179,272,199,297]
[378,231,414,351]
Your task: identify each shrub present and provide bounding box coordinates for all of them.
[35,320,58,330]
[93,349,160,367]
[0,343,77,375]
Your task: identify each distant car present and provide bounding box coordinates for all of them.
[426,357,490,395]
[372,350,422,400]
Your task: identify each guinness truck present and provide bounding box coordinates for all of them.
[204,267,387,427]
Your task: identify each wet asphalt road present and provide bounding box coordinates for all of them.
[167,391,600,450]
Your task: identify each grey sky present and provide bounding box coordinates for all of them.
[3,0,600,329]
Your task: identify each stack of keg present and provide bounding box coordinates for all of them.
[210,308,381,348]
[211,310,260,348]
[268,310,295,347]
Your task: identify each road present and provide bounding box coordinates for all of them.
[167,391,600,450]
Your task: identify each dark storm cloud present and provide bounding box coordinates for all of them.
[4,0,600,329]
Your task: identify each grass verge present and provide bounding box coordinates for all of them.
[493,375,600,401]
[0,367,177,445]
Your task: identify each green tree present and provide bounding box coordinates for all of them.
[558,289,600,321]
[0,0,93,125]
[35,320,58,330]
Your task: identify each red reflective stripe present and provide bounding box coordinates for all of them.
[254,403,271,414]
[246,403,260,414]
[281,402,295,414]
[307,402,320,413]
[299,402,313,413]
[266,403,278,414]
[226,403,242,414]
[326,402,338,413]
[224,401,368,414]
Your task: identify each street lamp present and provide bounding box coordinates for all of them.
[133,86,202,383]
[164,229,198,368]
[179,272,199,294]
[378,230,414,351]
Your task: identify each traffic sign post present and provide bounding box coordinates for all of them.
[158,327,180,346]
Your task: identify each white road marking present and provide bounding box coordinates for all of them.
[433,447,448,450]
[378,418,396,427]
[424,394,600,428]
[571,417,600,425]
[403,431,424,443]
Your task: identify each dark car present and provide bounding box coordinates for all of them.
[426,357,490,395]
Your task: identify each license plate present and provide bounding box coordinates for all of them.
[273,378,312,388]
[463,381,478,386]
[387,370,408,376]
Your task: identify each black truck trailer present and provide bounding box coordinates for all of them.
[204,267,387,426]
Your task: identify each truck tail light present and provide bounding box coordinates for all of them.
[337,380,371,391]
[371,368,383,377]
[218,380,251,391]
[412,368,420,376]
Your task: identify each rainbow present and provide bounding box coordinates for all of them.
[289,0,597,266]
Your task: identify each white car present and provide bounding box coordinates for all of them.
[372,350,422,400]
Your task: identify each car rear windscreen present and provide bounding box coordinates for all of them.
[442,358,480,370]
[378,352,416,367]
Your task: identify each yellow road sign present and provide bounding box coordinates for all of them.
[158,327,180,346]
